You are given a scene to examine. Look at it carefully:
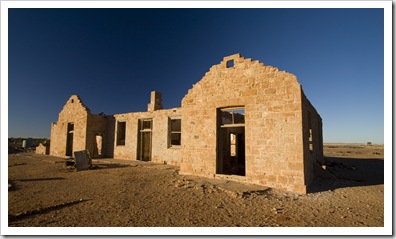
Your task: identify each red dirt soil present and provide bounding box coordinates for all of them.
[8,144,384,227]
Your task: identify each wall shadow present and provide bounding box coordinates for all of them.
[308,156,384,193]
[9,178,66,192]
[17,177,65,182]
[8,163,27,167]
[91,163,131,170]
[9,199,91,223]
[8,180,19,192]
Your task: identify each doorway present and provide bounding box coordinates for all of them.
[217,108,245,176]
[66,123,74,157]
[94,134,103,157]
[138,119,152,161]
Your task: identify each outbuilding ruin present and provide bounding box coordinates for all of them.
[46,54,323,193]
[35,140,50,155]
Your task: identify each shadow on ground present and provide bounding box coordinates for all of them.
[308,156,384,193]
[17,177,66,182]
[8,180,19,192]
[91,163,131,170]
[9,199,91,222]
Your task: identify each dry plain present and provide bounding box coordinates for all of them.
[8,144,384,227]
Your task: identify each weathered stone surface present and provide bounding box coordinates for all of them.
[112,107,182,166]
[44,54,323,194]
[74,150,92,171]
[49,95,110,159]
[35,141,50,155]
[179,54,323,194]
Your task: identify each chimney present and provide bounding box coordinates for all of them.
[147,91,163,112]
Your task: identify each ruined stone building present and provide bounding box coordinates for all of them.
[46,54,323,194]
[35,140,50,155]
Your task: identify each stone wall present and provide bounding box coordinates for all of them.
[45,54,323,194]
[50,95,90,157]
[302,91,324,186]
[180,54,311,193]
[35,142,50,155]
[103,116,116,158]
[86,114,110,158]
[112,107,182,166]
[49,95,114,158]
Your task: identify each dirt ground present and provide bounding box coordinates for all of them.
[7,144,384,228]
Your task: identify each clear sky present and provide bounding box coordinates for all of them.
[7,7,385,143]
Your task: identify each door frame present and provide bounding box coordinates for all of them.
[137,118,153,161]
[66,123,74,157]
[216,107,246,176]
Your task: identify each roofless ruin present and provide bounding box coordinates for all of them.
[44,54,323,194]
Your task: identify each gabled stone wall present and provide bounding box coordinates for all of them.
[180,54,311,193]
[50,95,90,157]
[49,95,111,158]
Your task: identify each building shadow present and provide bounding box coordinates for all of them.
[91,163,131,170]
[307,156,384,193]
[9,178,66,192]
[17,177,66,182]
[9,199,91,223]
[8,180,19,192]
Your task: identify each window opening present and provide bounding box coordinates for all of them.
[142,120,151,130]
[169,118,181,147]
[230,133,237,157]
[94,134,103,157]
[308,111,313,152]
[117,121,126,146]
[226,60,234,68]
[67,123,74,133]
[221,108,245,126]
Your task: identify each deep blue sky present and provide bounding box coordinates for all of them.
[8,8,384,143]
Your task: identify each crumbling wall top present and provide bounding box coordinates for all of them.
[62,95,91,114]
[182,53,301,105]
[57,95,91,122]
